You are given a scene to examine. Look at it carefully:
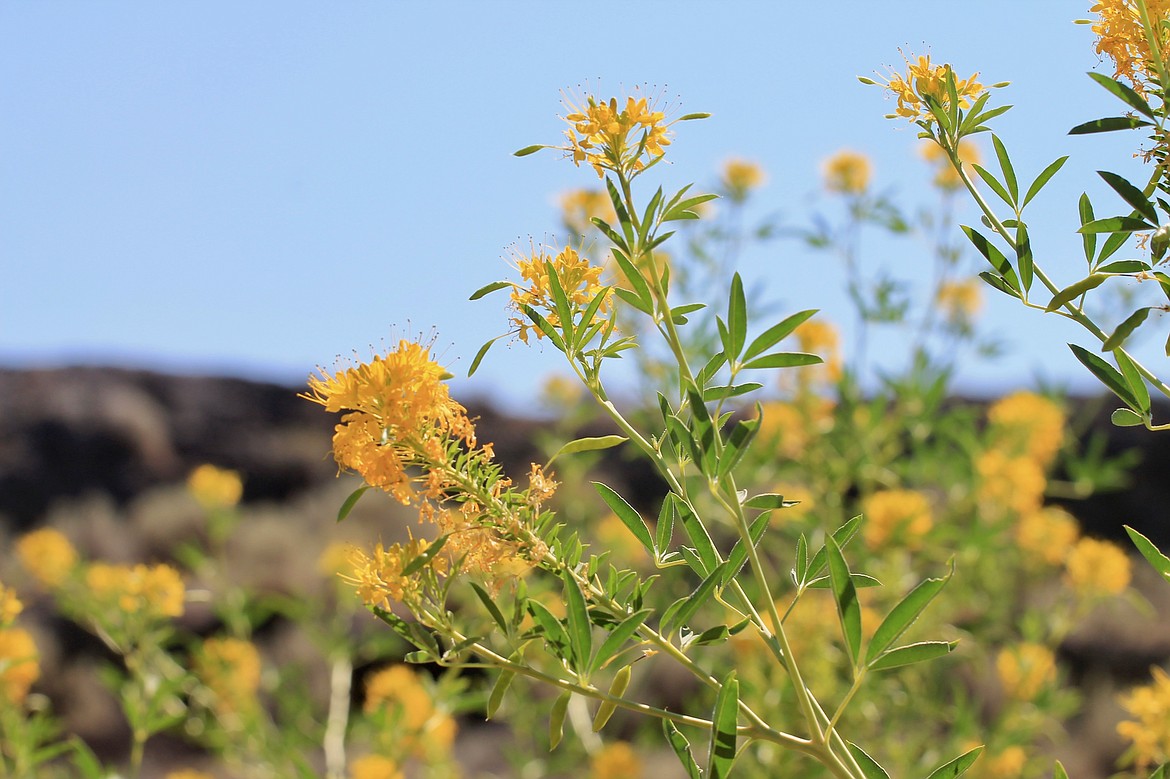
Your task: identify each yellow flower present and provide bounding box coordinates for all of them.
[722,158,766,200]
[165,772,217,779]
[1090,0,1170,95]
[877,52,986,123]
[822,150,872,195]
[0,628,39,705]
[996,643,1056,701]
[195,637,262,717]
[0,584,22,627]
[561,89,674,179]
[987,392,1065,467]
[921,139,982,190]
[591,741,642,779]
[16,527,79,589]
[606,249,670,294]
[1065,537,1132,596]
[975,449,1046,516]
[363,665,456,756]
[1016,507,1080,567]
[793,319,843,381]
[559,188,618,235]
[861,489,933,549]
[349,754,404,779]
[1117,665,1170,771]
[85,562,185,619]
[344,540,434,610]
[975,746,1027,778]
[509,244,607,345]
[596,512,650,565]
[757,400,835,460]
[527,463,558,506]
[540,373,585,408]
[187,464,243,510]
[935,277,983,323]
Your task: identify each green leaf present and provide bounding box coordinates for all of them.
[972,163,1015,208]
[869,640,957,671]
[548,690,571,750]
[545,259,576,348]
[795,534,809,584]
[847,742,891,779]
[468,336,501,378]
[486,670,515,719]
[655,494,676,557]
[717,405,762,478]
[671,301,706,324]
[1078,216,1156,234]
[1099,170,1159,223]
[520,304,566,351]
[727,272,747,360]
[703,383,764,402]
[639,187,664,245]
[337,485,370,523]
[561,572,591,671]
[924,745,984,779]
[1053,760,1070,779]
[743,493,795,510]
[722,511,770,586]
[1022,156,1069,208]
[526,599,572,660]
[1087,71,1155,118]
[1097,259,1151,273]
[991,134,1018,204]
[807,573,882,589]
[667,562,728,633]
[708,672,739,779]
[1115,348,1151,413]
[743,309,818,361]
[741,352,823,370]
[1017,221,1033,294]
[1098,229,1131,264]
[1125,525,1170,583]
[663,720,703,779]
[513,144,546,156]
[826,536,862,667]
[469,280,511,300]
[469,582,509,633]
[611,248,653,310]
[664,193,718,222]
[577,287,612,340]
[978,271,1020,299]
[401,534,449,576]
[1103,308,1152,352]
[1069,343,1140,408]
[594,482,656,554]
[963,226,1020,290]
[678,112,712,121]
[547,435,628,467]
[613,286,654,316]
[1112,408,1145,426]
[590,609,653,674]
[591,216,631,254]
[866,565,952,662]
[803,515,864,584]
[1045,274,1108,311]
[1080,193,1097,264]
[1068,116,1152,134]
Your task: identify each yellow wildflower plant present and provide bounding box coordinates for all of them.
[363,664,456,757]
[971,745,1027,779]
[590,740,643,779]
[1064,536,1133,596]
[343,539,437,611]
[875,52,986,124]
[987,391,1065,468]
[722,157,767,201]
[996,642,1057,702]
[1015,506,1080,567]
[0,627,39,706]
[1117,665,1170,771]
[559,187,618,236]
[16,527,79,589]
[934,277,983,324]
[975,448,1046,516]
[921,138,982,190]
[1090,0,1170,96]
[348,754,405,779]
[792,319,843,382]
[822,149,872,195]
[187,463,243,510]
[509,243,608,345]
[84,562,186,620]
[164,771,216,779]
[861,489,934,549]
[194,636,262,718]
[0,584,22,628]
[559,89,675,179]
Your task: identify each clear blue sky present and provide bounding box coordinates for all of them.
[2,2,1159,410]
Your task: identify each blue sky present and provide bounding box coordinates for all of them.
[2,2,1160,410]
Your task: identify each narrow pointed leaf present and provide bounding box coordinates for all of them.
[1045,274,1108,311]
[594,482,655,554]
[805,515,864,581]
[1099,170,1158,223]
[486,670,515,719]
[590,609,653,674]
[337,485,370,523]
[972,163,1014,208]
[826,536,862,666]
[469,280,511,300]
[991,135,1018,204]
[1022,156,1069,207]
[1069,343,1140,408]
[548,690,571,750]
[663,720,703,779]
[562,569,591,674]
[1078,216,1156,233]
[717,405,762,477]
[1103,308,1152,352]
[722,511,770,586]
[401,534,450,576]
[527,600,572,661]
[866,566,952,662]
[924,745,984,779]
[1087,71,1154,118]
[470,582,509,633]
[1125,525,1170,583]
[513,144,547,156]
[548,435,628,467]
[978,271,1020,299]
[1054,761,1070,779]
[520,304,566,350]
[962,226,1020,290]
[707,672,739,779]
[743,493,795,510]
[869,640,957,671]
[667,562,728,633]
[742,352,823,370]
[1080,193,1097,263]
[847,742,892,779]
[468,336,501,378]
[1069,116,1151,134]
[1115,348,1151,413]
[743,309,818,361]
[1016,221,1033,294]
[727,272,747,360]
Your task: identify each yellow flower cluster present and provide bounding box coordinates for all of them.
[987,392,1065,468]
[510,244,607,344]
[757,399,836,460]
[921,138,982,190]
[349,754,404,779]
[559,188,617,236]
[195,636,262,717]
[971,746,1027,779]
[794,319,843,383]
[0,627,39,705]
[562,91,672,179]
[1090,0,1170,95]
[0,583,22,627]
[1015,507,1080,567]
[722,158,767,200]
[84,562,185,619]
[975,449,1046,515]
[934,278,983,324]
[344,539,442,611]
[996,642,1056,701]
[1064,536,1132,596]
[879,53,985,123]
[861,489,934,549]
[590,741,643,779]
[165,771,216,779]
[1117,665,1170,771]
[822,150,872,195]
[363,665,457,757]
[16,527,79,589]
[187,463,243,510]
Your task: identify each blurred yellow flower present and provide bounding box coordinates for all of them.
[16,527,78,589]
[187,464,243,510]
[975,449,1046,516]
[196,636,262,717]
[975,745,1027,778]
[364,664,457,755]
[85,562,185,619]
[1065,537,1132,596]
[559,188,617,235]
[794,319,843,381]
[348,754,404,779]
[0,584,22,627]
[165,771,216,779]
[561,90,673,178]
[607,249,670,294]
[987,391,1065,467]
[540,372,585,408]
[769,483,814,526]
[921,139,982,190]
[317,541,354,579]
[1016,507,1080,567]
[722,158,766,200]
[877,52,985,123]
[861,489,933,549]
[757,399,835,460]
[596,512,650,565]
[935,278,983,323]
[1090,0,1170,96]
[996,643,1056,701]
[344,539,435,610]
[0,627,39,705]
[1117,665,1170,771]
[591,741,642,779]
[510,244,607,345]
[822,150,872,195]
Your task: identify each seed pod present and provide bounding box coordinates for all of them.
[592,664,633,732]
[549,690,571,750]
